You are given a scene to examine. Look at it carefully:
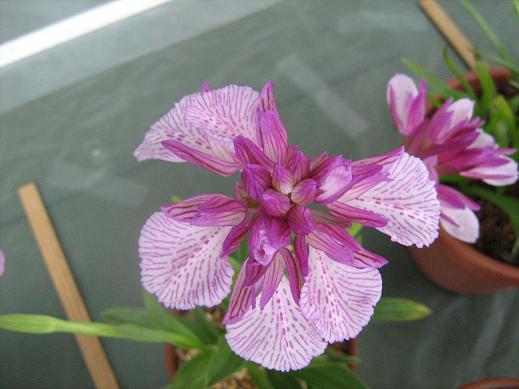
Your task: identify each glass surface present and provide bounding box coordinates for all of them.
[0,1,518,388]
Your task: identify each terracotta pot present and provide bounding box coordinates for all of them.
[409,67,519,294]
[164,339,358,380]
[458,377,519,389]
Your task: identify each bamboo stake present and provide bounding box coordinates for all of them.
[18,182,119,389]
[420,0,476,69]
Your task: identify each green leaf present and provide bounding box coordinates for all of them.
[143,292,203,347]
[476,50,519,79]
[206,336,244,385]
[267,370,302,389]
[466,186,519,237]
[171,349,214,389]
[402,57,464,99]
[102,307,151,327]
[443,47,476,99]
[492,95,516,131]
[291,362,368,389]
[346,223,363,238]
[460,0,514,64]
[475,60,497,117]
[514,0,519,22]
[247,364,276,389]
[0,314,201,348]
[188,308,220,344]
[372,298,431,323]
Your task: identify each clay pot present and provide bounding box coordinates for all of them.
[458,377,519,389]
[409,68,519,294]
[164,339,358,380]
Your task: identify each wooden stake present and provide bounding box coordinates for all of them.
[420,0,476,69]
[18,182,119,389]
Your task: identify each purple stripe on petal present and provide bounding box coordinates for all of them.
[221,216,251,257]
[162,140,240,176]
[161,194,217,222]
[294,235,309,277]
[300,247,382,342]
[287,205,315,235]
[258,111,288,162]
[291,178,318,206]
[225,277,326,371]
[223,260,254,325]
[200,81,212,92]
[248,216,290,266]
[241,164,271,200]
[327,202,388,227]
[261,189,291,217]
[352,247,388,268]
[192,197,247,227]
[286,146,310,182]
[272,164,294,194]
[440,205,479,243]
[310,209,352,227]
[233,135,274,169]
[311,156,353,204]
[437,184,480,211]
[259,254,285,309]
[306,223,360,264]
[278,248,302,304]
[139,212,233,310]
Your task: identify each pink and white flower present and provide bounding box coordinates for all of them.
[0,250,4,278]
[388,74,518,243]
[135,81,440,370]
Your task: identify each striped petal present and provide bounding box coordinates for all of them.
[139,212,233,309]
[225,277,326,371]
[300,247,382,343]
[134,85,260,176]
[343,152,440,247]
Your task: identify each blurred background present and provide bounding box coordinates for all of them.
[0,1,518,388]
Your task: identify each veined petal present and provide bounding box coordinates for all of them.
[162,194,246,227]
[221,216,251,257]
[306,223,360,264]
[272,164,294,194]
[311,156,353,204]
[430,98,474,144]
[225,277,327,371]
[460,156,518,186]
[259,253,285,309]
[162,140,239,176]
[185,85,260,160]
[258,111,288,162]
[286,147,310,182]
[261,189,291,217]
[440,205,479,243]
[234,135,274,169]
[387,74,425,135]
[437,185,480,211]
[287,205,315,235]
[327,202,388,227]
[248,216,291,265]
[291,178,318,206]
[223,259,255,325]
[139,212,234,309]
[242,164,271,200]
[294,235,309,277]
[345,152,440,247]
[279,248,302,304]
[300,247,382,342]
[352,247,388,268]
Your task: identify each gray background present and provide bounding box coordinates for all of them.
[0,1,518,388]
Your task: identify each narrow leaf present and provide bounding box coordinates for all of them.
[475,60,497,117]
[402,57,464,99]
[466,186,519,236]
[102,307,151,327]
[247,364,276,389]
[143,292,203,347]
[206,336,244,385]
[171,349,214,389]
[460,0,514,64]
[443,47,476,99]
[372,298,431,323]
[0,314,201,348]
[291,363,369,389]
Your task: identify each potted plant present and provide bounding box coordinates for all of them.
[388,0,519,294]
[1,76,440,387]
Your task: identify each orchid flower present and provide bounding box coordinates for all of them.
[388,74,518,243]
[135,81,440,371]
[0,250,4,278]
